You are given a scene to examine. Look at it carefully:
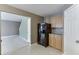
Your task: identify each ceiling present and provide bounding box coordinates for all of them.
[9,4,72,16]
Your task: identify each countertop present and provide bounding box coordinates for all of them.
[51,27,64,35]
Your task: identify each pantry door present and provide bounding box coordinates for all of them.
[0,12,1,55]
[64,5,79,54]
[74,5,79,54]
[0,35,1,55]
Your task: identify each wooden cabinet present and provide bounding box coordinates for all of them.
[55,35,62,50]
[50,16,64,27]
[45,16,64,27]
[49,16,64,51]
[61,35,64,52]
[45,16,64,51]
[50,17,57,27]
[49,34,55,48]
[49,34,62,51]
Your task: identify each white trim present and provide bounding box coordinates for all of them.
[27,17,31,43]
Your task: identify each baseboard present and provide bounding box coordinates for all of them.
[1,35,18,39]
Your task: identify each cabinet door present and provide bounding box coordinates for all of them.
[49,34,52,46]
[50,17,57,27]
[49,34,55,47]
[50,16,64,27]
[55,35,62,50]
[55,16,64,27]
[61,36,64,52]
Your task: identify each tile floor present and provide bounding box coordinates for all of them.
[1,35,63,55]
[1,35,28,55]
[7,43,62,55]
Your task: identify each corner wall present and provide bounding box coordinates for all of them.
[0,4,42,44]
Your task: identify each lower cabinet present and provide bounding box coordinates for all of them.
[49,34,62,51]
[49,34,55,48]
[55,35,62,50]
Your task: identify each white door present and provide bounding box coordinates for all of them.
[0,12,1,54]
[64,5,79,54]
[74,5,79,54]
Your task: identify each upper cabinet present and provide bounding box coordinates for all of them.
[1,12,22,22]
[50,16,64,27]
[45,16,64,27]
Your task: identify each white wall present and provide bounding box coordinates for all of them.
[0,5,42,44]
[19,16,31,43]
[64,5,79,54]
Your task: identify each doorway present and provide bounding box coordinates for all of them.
[1,11,31,54]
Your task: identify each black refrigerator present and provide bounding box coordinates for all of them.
[37,23,51,47]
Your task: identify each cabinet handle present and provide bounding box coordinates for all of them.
[76,40,79,43]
